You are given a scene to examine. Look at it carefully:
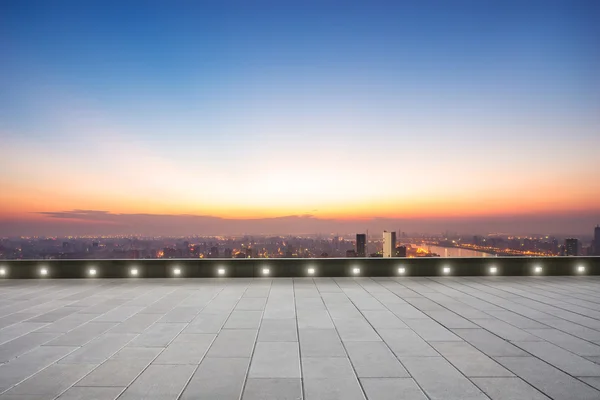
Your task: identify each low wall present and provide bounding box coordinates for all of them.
[0,257,599,278]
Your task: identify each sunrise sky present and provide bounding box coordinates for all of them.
[1,1,599,236]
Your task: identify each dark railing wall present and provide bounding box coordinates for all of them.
[0,257,599,278]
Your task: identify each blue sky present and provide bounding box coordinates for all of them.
[1,0,599,235]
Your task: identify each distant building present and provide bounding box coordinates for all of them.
[210,246,219,258]
[565,238,579,256]
[595,225,600,256]
[396,246,407,257]
[383,231,396,258]
[356,234,366,257]
[346,249,357,257]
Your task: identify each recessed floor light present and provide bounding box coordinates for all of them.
[307,268,315,275]
[442,267,451,274]
[88,268,97,276]
[217,268,226,276]
[130,268,139,276]
[398,267,406,274]
[352,268,360,275]
[262,268,270,275]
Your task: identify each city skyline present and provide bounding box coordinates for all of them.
[2,1,599,236]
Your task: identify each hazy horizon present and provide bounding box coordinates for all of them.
[1,209,598,237]
[2,1,599,237]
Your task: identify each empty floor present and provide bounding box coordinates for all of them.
[1,277,600,399]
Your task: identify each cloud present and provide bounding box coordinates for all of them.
[0,209,594,237]
[38,210,113,220]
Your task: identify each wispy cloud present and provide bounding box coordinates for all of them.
[0,209,593,237]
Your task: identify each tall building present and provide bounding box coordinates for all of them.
[356,234,366,257]
[595,225,600,256]
[383,231,396,258]
[565,238,579,256]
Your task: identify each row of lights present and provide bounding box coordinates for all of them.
[0,264,589,278]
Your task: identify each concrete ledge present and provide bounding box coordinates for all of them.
[0,257,599,278]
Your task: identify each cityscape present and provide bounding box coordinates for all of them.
[2,2,600,400]
[2,225,598,260]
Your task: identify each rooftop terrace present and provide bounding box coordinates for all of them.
[1,276,600,399]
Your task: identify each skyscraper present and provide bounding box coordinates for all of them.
[565,238,579,256]
[594,225,600,256]
[356,234,366,257]
[383,231,396,258]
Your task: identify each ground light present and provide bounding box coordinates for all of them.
[0,268,6,276]
[262,268,270,276]
[217,268,226,276]
[442,266,451,275]
[307,267,315,275]
[352,267,361,275]
[398,267,406,275]
[40,267,48,276]
[534,266,543,274]
[130,268,139,276]
[489,266,498,274]
[173,267,182,276]
[577,265,586,274]
[88,268,97,277]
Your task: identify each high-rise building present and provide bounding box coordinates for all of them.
[383,231,396,258]
[356,234,366,257]
[565,238,579,256]
[594,225,600,256]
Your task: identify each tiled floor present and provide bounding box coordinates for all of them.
[1,277,600,399]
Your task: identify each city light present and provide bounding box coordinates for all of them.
[352,267,360,275]
[307,267,315,275]
[489,266,498,274]
[40,268,48,276]
[217,268,226,276]
[398,267,406,275]
[442,266,451,275]
[577,265,586,273]
[0,268,6,276]
[88,268,97,277]
[262,268,270,276]
[173,267,181,276]
[534,266,543,274]
[130,268,139,276]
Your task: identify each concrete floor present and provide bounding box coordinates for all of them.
[1,277,600,400]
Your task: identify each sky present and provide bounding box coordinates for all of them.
[1,0,599,236]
